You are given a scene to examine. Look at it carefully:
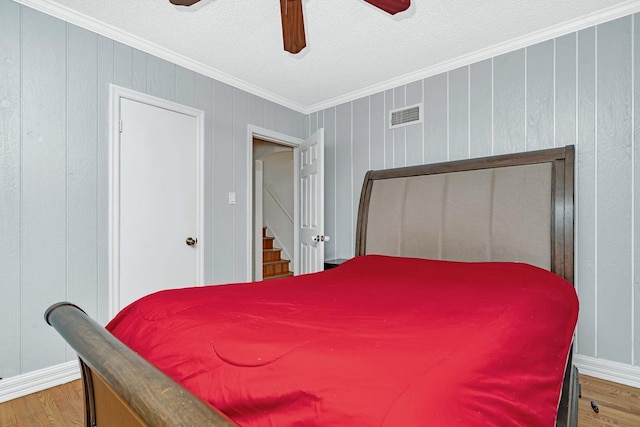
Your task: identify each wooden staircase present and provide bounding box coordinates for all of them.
[262,227,293,280]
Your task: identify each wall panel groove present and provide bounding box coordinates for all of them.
[0,0,23,379]
[631,14,640,366]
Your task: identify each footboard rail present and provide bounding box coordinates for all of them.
[45,302,236,427]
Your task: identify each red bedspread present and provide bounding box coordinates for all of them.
[107,255,578,426]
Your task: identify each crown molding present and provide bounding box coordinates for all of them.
[306,0,640,113]
[12,0,640,115]
[12,0,308,114]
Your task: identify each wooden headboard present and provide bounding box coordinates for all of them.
[356,146,574,283]
[355,145,577,427]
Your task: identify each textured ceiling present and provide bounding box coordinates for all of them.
[16,0,640,112]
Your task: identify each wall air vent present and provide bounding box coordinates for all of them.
[389,103,423,129]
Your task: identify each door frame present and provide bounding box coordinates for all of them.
[108,85,205,318]
[246,125,303,280]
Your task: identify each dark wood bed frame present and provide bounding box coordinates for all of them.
[46,145,577,427]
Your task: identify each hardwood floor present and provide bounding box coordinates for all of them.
[0,380,83,426]
[1,375,639,426]
[578,375,640,427]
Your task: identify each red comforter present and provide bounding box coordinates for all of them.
[107,255,578,426]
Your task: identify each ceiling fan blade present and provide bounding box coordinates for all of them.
[280,0,307,54]
[364,0,411,15]
[169,0,201,6]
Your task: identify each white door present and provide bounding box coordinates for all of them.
[111,89,203,315]
[299,129,325,274]
[254,159,264,281]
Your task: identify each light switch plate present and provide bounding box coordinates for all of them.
[228,192,236,205]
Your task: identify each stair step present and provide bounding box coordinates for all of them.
[263,248,282,262]
[261,227,291,278]
[263,272,294,281]
[263,259,290,276]
[263,236,274,250]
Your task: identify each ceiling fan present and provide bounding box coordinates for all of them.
[169,0,411,54]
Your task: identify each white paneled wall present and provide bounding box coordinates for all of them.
[0,0,305,379]
[2,0,640,390]
[308,15,640,373]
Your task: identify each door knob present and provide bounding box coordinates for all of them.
[185,237,197,246]
[311,235,330,243]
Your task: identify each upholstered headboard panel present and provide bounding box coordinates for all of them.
[355,146,574,282]
[363,163,552,268]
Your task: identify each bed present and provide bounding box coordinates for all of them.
[46,145,578,426]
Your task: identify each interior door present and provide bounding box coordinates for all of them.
[254,159,264,281]
[116,96,201,312]
[299,129,325,274]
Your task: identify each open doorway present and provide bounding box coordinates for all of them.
[246,126,325,282]
[253,139,294,281]
[247,126,302,282]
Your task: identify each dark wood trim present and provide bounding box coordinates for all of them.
[373,145,570,178]
[79,360,95,426]
[564,146,575,285]
[354,170,375,256]
[45,303,236,427]
[551,157,564,279]
[556,353,578,427]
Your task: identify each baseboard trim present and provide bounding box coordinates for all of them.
[574,354,640,389]
[0,361,81,403]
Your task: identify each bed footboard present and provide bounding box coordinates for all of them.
[556,353,579,427]
[46,301,578,426]
[45,302,236,427]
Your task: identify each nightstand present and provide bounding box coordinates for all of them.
[324,258,349,270]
